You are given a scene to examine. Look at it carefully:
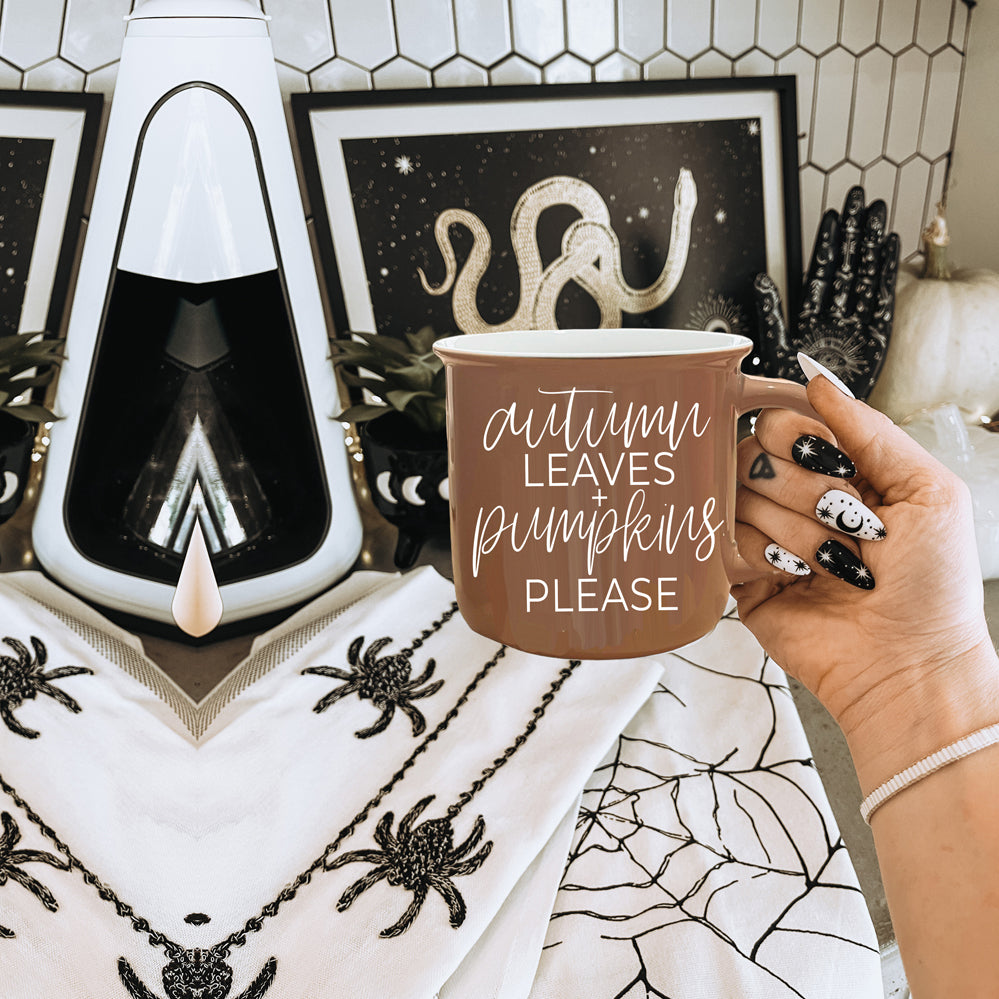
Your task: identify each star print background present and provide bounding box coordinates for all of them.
[339,118,769,357]
[0,137,52,336]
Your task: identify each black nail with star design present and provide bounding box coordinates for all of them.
[792,435,856,478]
[815,539,875,589]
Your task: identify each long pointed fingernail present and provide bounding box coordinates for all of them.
[816,539,875,589]
[765,543,812,576]
[815,489,886,540]
[792,435,857,478]
[797,352,856,399]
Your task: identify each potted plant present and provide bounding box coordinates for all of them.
[0,330,65,524]
[331,326,452,569]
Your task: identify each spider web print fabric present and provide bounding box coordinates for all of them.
[528,606,881,999]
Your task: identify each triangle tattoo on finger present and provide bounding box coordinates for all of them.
[749,453,776,480]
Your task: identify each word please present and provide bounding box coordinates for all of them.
[526,576,679,613]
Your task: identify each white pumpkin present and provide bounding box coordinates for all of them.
[867,204,999,423]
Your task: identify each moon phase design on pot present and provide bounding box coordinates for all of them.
[359,414,450,569]
[814,489,885,541]
[401,476,426,506]
[375,471,397,504]
[0,472,18,505]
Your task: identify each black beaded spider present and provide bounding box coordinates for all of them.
[118,949,276,999]
[0,636,93,739]
[302,635,444,739]
[0,810,68,938]
[327,795,492,938]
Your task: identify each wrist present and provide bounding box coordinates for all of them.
[838,637,999,797]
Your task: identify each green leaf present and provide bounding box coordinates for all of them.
[337,371,389,393]
[385,388,435,411]
[349,332,411,360]
[0,335,63,362]
[0,349,65,370]
[334,402,391,424]
[3,371,55,391]
[386,362,435,391]
[330,344,387,369]
[405,325,438,355]
[3,403,56,423]
[425,398,447,434]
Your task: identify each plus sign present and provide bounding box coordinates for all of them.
[592,489,606,507]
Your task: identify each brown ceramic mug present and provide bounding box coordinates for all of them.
[434,329,819,659]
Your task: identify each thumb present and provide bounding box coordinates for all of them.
[805,376,955,502]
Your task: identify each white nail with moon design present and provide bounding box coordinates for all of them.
[764,542,812,575]
[815,489,886,541]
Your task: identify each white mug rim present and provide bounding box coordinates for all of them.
[434,328,752,359]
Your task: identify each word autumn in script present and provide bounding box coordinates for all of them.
[471,388,725,612]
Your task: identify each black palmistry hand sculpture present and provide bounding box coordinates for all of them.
[754,186,900,400]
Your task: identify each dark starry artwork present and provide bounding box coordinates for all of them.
[0,137,52,336]
[340,119,768,351]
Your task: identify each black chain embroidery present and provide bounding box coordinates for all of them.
[0,636,93,740]
[329,660,582,937]
[0,810,67,938]
[216,638,508,956]
[0,772,182,955]
[0,608,581,979]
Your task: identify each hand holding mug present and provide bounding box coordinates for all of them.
[731,371,998,791]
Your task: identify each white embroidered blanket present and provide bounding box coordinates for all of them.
[0,567,878,998]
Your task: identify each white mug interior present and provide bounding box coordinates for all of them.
[434,328,752,358]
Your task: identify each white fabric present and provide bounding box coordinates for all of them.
[529,606,882,999]
[0,568,658,997]
[0,568,881,998]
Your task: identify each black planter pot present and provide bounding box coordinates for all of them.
[359,412,449,569]
[0,412,35,525]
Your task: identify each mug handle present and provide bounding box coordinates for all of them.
[725,373,825,585]
[737,373,821,423]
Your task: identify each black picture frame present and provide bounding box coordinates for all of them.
[293,78,801,363]
[0,89,102,339]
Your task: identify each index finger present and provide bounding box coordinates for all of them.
[805,376,956,501]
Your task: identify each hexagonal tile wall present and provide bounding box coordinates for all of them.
[0,0,978,263]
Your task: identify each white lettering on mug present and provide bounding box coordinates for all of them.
[525,576,680,613]
[483,388,710,453]
[473,387,724,615]
[471,490,724,578]
[522,449,675,489]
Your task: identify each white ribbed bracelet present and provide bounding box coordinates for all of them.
[860,722,999,824]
